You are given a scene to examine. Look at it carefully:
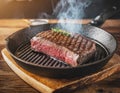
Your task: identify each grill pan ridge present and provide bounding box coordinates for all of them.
[15,39,109,68]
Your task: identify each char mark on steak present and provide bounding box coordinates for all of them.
[31,30,96,67]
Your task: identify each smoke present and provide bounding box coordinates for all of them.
[53,0,93,35]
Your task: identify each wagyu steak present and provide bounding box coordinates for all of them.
[31,29,96,67]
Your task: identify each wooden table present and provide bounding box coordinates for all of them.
[0,19,120,93]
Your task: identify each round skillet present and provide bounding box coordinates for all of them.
[6,6,119,78]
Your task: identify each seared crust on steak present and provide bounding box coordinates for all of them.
[31,30,96,67]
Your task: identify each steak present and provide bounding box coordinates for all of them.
[31,30,96,67]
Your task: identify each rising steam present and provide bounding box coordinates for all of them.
[53,0,92,35]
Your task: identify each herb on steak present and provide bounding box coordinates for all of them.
[51,28,71,36]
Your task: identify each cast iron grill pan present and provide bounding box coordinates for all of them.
[6,24,117,78]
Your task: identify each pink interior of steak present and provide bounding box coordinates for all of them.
[31,30,96,67]
[31,37,79,66]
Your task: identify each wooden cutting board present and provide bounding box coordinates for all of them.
[1,48,120,93]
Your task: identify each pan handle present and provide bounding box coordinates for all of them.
[89,1,120,27]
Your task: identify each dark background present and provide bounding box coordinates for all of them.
[0,0,120,19]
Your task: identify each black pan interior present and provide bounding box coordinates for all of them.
[14,39,109,68]
[6,23,117,78]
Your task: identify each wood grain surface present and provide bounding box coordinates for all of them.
[0,19,120,93]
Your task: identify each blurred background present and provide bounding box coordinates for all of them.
[0,0,120,19]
